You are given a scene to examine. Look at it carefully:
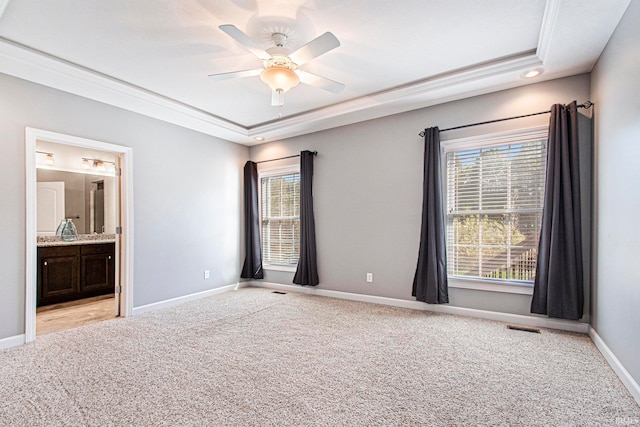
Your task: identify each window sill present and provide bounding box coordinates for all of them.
[263,264,297,273]
[448,277,534,295]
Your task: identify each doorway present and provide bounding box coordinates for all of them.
[25,128,133,342]
[36,159,118,335]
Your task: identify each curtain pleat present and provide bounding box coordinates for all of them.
[413,127,449,304]
[531,101,584,320]
[293,151,319,286]
[240,161,263,279]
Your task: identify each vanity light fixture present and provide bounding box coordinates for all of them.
[94,160,107,172]
[82,157,116,174]
[36,151,55,166]
[81,158,92,169]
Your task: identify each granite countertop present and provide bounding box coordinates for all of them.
[37,234,116,247]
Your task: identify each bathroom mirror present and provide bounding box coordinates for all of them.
[36,169,116,235]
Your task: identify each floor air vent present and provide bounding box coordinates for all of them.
[272,291,287,295]
[507,325,541,333]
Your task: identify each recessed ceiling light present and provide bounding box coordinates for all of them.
[522,68,544,79]
[254,136,265,141]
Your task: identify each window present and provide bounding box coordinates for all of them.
[444,128,547,287]
[259,166,300,270]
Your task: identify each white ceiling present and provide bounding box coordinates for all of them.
[0,0,631,145]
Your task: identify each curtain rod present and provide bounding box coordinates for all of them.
[255,151,318,164]
[418,101,594,137]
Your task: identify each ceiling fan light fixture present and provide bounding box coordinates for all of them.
[260,66,300,93]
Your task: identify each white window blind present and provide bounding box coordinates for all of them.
[260,171,300,266]
[446,139,546,282]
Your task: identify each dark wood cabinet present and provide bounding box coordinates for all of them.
[39,246,79,301]
[38,242,115,306]
[80,244,115,292]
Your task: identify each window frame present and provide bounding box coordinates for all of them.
[441,126,549,295]
[258,164,301,273]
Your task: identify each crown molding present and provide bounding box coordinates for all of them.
[536,0,561,63]
[0,1,616,145]
[0,0,10,20]
[0,37,248,141]
[0,35,543,146]
[249,52,542,142]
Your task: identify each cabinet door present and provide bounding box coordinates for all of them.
[80,252,114,292]
[40,255,79,300]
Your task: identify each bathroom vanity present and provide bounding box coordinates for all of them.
[37,237,115,307]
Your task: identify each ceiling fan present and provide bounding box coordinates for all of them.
[209,24,344,107]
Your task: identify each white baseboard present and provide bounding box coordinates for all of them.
[245,281,590,334]
[589,327,640,406]
[0,334,25,351]
[132,283,240,316]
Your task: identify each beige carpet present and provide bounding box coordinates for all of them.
[0,287,638,426]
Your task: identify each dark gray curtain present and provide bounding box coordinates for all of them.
[531,101,583,320]
[413,127,449,304]
[293,151,319,286]
[240,161,263,279]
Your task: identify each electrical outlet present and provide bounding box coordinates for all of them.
[204,270,210,279]
[366,273,373,283]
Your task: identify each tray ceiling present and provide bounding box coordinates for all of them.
[0,0,631,145]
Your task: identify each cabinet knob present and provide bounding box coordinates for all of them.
[43,261,48,266]
[108,256,112,260]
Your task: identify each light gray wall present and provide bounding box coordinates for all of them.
[591,1,640,385]
[0,73,248,340]
[250,75,592,319]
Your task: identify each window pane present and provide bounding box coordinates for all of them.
[446,139,546,283]
[260,172,300,266]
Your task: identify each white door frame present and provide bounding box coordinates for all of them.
[25,127,134,342]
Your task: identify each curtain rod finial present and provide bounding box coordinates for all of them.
[581,100,594,109]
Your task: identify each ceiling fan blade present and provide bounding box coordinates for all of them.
[208,69,262,81]
[297,70,345,94]
[289,32,340,66]
[219,24,270,60]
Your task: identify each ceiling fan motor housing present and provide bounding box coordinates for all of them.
[271,32,288,47]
